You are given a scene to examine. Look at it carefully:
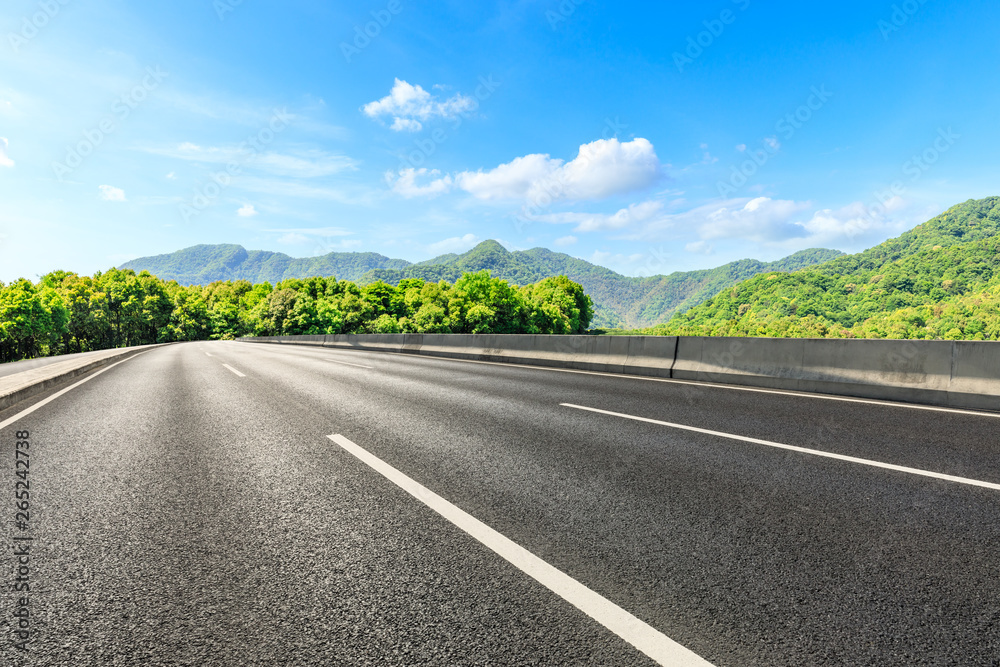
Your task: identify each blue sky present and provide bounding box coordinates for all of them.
[1,0,998,282]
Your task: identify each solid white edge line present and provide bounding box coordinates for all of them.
[561,403,1000,492]
[327,433,714,667]
[325,358,373,369]
[221,364,246,378]
[0,350,155,430]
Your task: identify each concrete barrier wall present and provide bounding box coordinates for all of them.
[238,335,1000,411]
[241,334,681,377]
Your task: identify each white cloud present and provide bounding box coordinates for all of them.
[554,235,578,246]
[387,168,454,198]
[99,185,126,201]
[237,204,257,217]
[698,197,812,242]
[736,144,747,152]
[0,137,13,167]
[166,171,177,180]
[392,138,661,204]
[685,241,714,254]
[793,198,912,246]
[277,233,308,245]
[391,118,423,132]
[428,233,480,254]
[363,79,476,131]
[529,200,665,233]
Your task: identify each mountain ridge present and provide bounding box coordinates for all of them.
[121,242,843,328]
[659,196,1000,339]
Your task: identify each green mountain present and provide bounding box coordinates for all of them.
[121,240,843,328]
[120,244,410,285]
[361,241,843,327]
[659,197,1000,340]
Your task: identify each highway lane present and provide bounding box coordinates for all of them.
[2,340,999,665]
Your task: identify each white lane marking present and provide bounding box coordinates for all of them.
[561,403,1000,492]
[325,358,373,369]
[327,433,714,667]
[222,364,246,378]
[0,350,156,430]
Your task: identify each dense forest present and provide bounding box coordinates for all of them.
[655,197,1000,340]
[124,240,843,328]
[0,270,592,363]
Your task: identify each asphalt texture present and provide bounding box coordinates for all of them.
[1,340,999,666]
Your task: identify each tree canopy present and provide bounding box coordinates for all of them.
[0,269,594,363]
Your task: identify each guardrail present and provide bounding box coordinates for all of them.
[237,334,1000,412]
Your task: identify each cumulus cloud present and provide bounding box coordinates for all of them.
[0,137,13,167]
[388,138,661,204]
[363,79,476,131]
[99,185,126,201]
[793,197,911,245]
[237,204,257,217]
[391,118,424,132]
[685,241,714,254]
[387,168,454,198]
[528,200,665,233]
[698,197,811,242]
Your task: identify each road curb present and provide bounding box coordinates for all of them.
[0,344,171,414]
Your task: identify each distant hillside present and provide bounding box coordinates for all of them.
[361,241,843,328]
[120,244,409,285]
[122,241,843,328]
[659,197,1000,340]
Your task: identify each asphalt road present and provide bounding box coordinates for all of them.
[2,341,999,666]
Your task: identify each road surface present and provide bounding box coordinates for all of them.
[2,341,999,665]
